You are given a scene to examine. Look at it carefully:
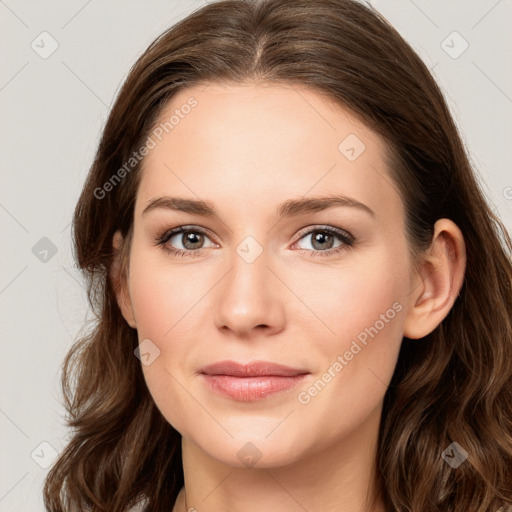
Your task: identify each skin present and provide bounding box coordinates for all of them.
[112,82,466,512]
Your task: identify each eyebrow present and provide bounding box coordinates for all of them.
[142,194,376,219]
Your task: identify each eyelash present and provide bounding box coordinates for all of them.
[155,225,355,259]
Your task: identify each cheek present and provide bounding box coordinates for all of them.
[127,246,208,432]
[330,265,404,349]
[292,243,408,349]
[128,247,201,338]
[290,248,407,416]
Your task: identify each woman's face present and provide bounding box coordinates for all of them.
[117,81,417,468]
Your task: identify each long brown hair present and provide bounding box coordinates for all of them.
[43,0,512,510]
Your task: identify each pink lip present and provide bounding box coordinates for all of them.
[199,360,310,401]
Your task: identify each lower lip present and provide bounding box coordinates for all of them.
[201,374,308,401]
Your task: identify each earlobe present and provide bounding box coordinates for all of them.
[403,219,466,340]
[111,230,137,329]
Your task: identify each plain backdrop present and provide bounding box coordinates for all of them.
[0,1,511,510]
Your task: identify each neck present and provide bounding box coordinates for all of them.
[173,404,385,512]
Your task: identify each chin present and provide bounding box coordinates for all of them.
[176,419,308,468]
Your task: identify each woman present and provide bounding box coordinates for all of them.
[43,0,512,510]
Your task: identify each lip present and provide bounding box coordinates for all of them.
[199,360,310,401]
[200,360,309,377]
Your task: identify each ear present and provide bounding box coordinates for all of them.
[111,230,137,329]
[403,218,466,339]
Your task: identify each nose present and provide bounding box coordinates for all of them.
[214,245,286,338]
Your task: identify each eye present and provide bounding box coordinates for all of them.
[292,226,355,258]
[156,226,217,258]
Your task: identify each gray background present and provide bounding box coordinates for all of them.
[1,1,511,510]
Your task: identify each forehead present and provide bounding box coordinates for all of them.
[135,81,402,222]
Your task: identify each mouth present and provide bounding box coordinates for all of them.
[199,360,310,401]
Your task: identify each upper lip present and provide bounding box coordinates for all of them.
[200,360,310,377]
